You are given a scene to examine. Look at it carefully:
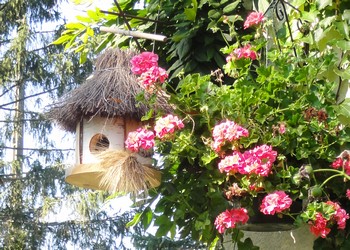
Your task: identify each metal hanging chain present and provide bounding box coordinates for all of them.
[113,0,143,51]
[264,0,303,58]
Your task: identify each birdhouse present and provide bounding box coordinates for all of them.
[47,48,167,194]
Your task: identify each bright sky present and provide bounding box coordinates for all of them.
[61,0,113,22]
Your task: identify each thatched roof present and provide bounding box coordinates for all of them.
[47,48,169,133]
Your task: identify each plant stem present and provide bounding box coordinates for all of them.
[319,173,347,188]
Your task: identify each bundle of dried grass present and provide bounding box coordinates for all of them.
[65,149,161,194]
[98,150,161,194]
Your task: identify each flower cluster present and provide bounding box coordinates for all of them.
[125,114,184,153]
[307,201,349,238]
[331,151,350,175]
[127,53,184,154]
[130,51,168,91]
[260,191,292,215]
[218,144,277,176]
[130,51,158,75]
[226,44,257,62]
[154,114,184,139]
[214,208,249,234]
[212,119,249,152]
[125,127,155,152]
[309,213,330,238]
[243,11,264,29]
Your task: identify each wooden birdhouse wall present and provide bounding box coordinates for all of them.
[76,116,125,164]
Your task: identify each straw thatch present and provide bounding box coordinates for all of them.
[47,48,170,133]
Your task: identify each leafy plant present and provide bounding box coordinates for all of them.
[55,0,350,248]
[124,1,350,248]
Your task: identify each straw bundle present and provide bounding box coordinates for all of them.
[98,150,161,194]
[65,150,161,194]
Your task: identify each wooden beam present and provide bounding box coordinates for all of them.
[100,26,168,42]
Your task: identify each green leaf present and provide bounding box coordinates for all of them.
[155,215,172,237]
[72,0,93,4]
[184,0,198,21]
[334,99,350,125]
[50,35,72,45]
[79,50,88,64]
[86,26,94,37]
[172,29,191,42]
[314,26,342,51]
[258,0,271,11]
[335,40,350,51]
[141,208,153,230]
[223,1,240,14]
[65,22,86,30]
[343,10,350,22]
[177,38,192,60]
[87,9,99,21]
[170,223,176,239]
[74,44,85,53]
[184,8,197,21]
[209,236,220,249]
[126,212,142,228]
[95,34,112,53]
[208,9,221,19]
[201,151,217,165]
[301,9,319,23]
[76,15,92,23]
[334,68,350,80]
[335,21,350,40]
[141,109,154,121]
[316,0,332,10]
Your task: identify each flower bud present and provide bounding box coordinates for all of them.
[310,186,323,198]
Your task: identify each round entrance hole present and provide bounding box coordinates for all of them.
[89,133,110,153]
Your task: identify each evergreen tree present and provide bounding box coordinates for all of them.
[0,1,134,249]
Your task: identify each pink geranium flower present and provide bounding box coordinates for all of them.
[239,144,277,176]
[279,123,286,134]
[125,127,155,152]
[309,212,331,238]
[212,120,249,152]
[345,160,350,175]
[331,157,343,169]
[244,11,264,29]
[218,144,277,177]
[154,114,184,139]
[260,191,292,215]
[138,66,168,91]
[326,201,349,230]
[233,44,257,60]
[130,52,159,75]
[214,208,249,234]
[218,152,242,174]
[346,189,350,200]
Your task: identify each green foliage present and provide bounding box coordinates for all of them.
[132,1,350,249]
[56,0,350,249]
[52,0,247,76]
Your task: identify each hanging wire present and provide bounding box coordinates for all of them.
[152,0,162,53]
[113,0,143,51]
